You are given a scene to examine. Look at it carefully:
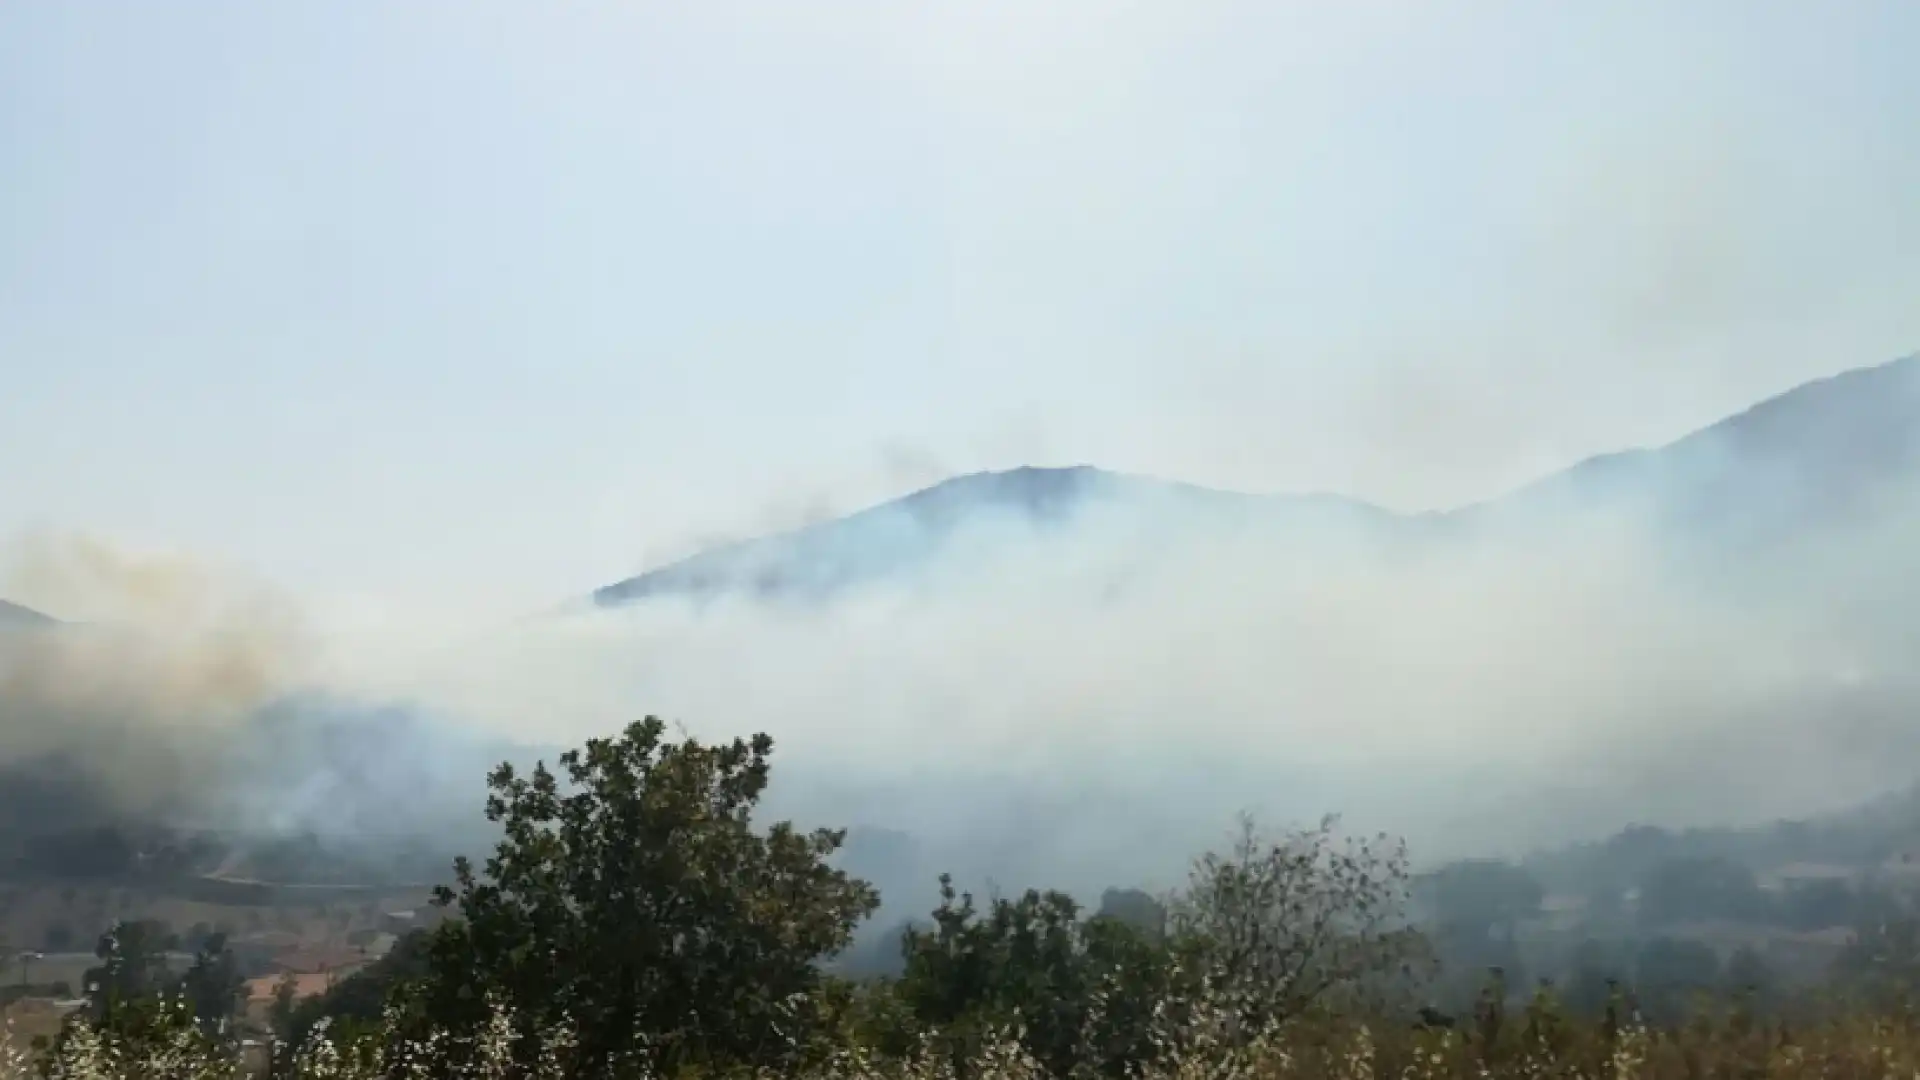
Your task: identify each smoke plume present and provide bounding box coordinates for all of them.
[3,359,1919,914]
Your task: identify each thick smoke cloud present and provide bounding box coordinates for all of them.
[3,360,1918,916]
[0,533,517,876]
[327,369,1920,909]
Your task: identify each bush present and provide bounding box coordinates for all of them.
[398,717,880,1075]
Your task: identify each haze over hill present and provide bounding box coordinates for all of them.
[0,555,516,884]
[0,599,55,628]
[451,352,1920,904]
[596,354,1920,610]
[6,2,1920,936]
[3,353,1919,911]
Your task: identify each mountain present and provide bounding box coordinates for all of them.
[1481,353,1920,542]
[0,599,56,629]
[594,353,1919,607]
[593,466,1397,607]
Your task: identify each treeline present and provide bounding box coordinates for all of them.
[1412,846,1918,1020]
[39,717,1920,1079]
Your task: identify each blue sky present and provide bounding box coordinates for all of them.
[4,1,1918,620]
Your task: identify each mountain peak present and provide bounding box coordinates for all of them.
[590,465,1127,607]
[588,464,1389,609]
[590,352,1920,608]
[892,465,1112,525]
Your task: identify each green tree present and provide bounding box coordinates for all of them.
[1636,857,1770,926]
[41,990,232,1077]
[1167,814,1430,1032]
[268,971,299,1041]
[1723,945,1778,1015]
[894,876,1186,1076]
[284,930,433,1050]
[174,931,244,1037]
[1833,913,1920,1008]
[1561,938,1629,1018]
[1633,936,1721,1024]
[1422,860,1544,940]
[82,919,172,1024]
[408,717,880,1075]
[1420,859,1544,1009]
[181,920,217,954]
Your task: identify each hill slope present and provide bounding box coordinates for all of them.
[0,599,56,628]
[594,353,1920,607]
[1483,353,1920,540]
[593,464,1395,606]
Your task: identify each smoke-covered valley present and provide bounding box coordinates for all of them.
[3,353,1918,923]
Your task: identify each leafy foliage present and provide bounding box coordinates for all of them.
[81,921,175,1026]
[891,876,1190,1076]
[403,716,880,1074]
[282,930,433,1051]
[173,933,243,1039]
[1166,813,1431,1029]
[1636,856,1772,926]
[47,712,1920,1079]
[1420,860,1543,937]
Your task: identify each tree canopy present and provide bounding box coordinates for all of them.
[404,716,880,1075]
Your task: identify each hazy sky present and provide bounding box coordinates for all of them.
[5,1,1918,620]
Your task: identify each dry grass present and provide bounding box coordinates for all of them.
[0,884,434,957]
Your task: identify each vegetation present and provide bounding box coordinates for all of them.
[17,715,1920,1078]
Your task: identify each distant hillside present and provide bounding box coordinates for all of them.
[1482,353,1920,542]
[593,464,1395,606]
[0,599,56,628]
[594,353,1919,607]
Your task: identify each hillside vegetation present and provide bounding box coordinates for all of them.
[21,716,1920,1079]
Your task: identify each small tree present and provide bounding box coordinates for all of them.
[1420,859,1544,1009]
[409,717,880,1074]
[895,876,1186,1077]
[1422,859,1544,941]
[1633,936,1721,1024]
[82,919,171,1025]
[268,971,299,1041]
[284,930,433,1052]
[1723,945,1778,1017]
[1833,911,1920,1009]
[41,991,233,1077]
[1636,857,1770,927]
[1167,813,1429,1032]
[1562,938,1630,1018]
[175,931,244,1038]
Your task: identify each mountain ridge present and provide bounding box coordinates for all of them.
[0,599,56,628]
[592,353,1919,607]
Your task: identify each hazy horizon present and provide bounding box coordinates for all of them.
[7,2,1920,623]
[6,3,1920,907]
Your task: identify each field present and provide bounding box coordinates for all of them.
[0,882,431,945]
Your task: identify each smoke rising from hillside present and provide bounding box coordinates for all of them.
[4,370,1920,910]
[0,534,302,819]
[0,533,512,866]
[339,419,1920,902]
